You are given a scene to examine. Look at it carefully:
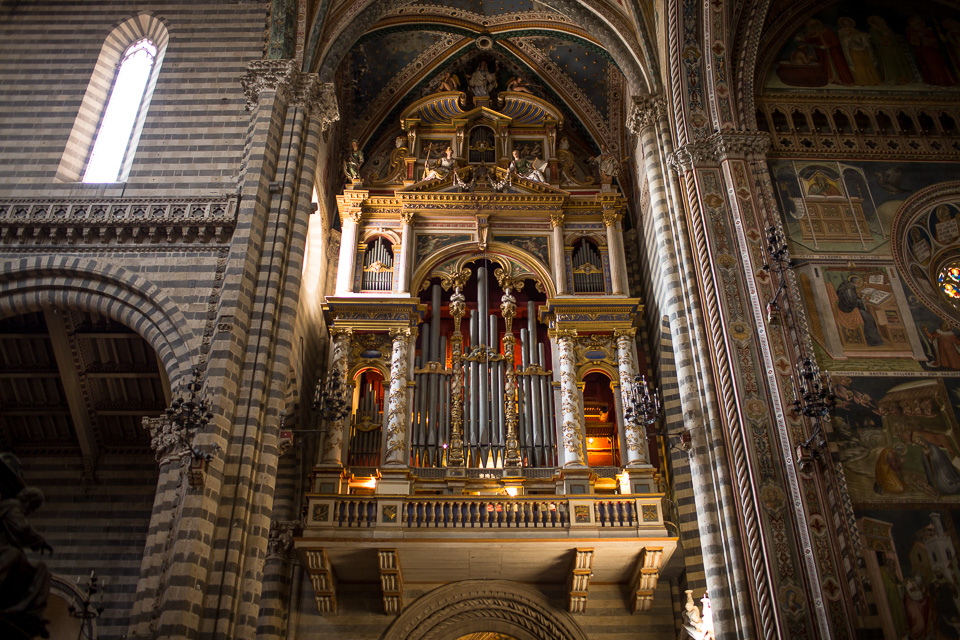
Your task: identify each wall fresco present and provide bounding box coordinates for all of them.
[495,235,550,265]
[766,0,960,91]
[769,160,959,257]
[857,508,960,639]
[415,233,472,264]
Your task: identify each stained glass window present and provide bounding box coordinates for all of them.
[938,264,960,300]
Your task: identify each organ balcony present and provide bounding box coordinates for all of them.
[297,89,677,616]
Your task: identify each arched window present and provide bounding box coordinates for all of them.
[57,14,168,183]
[83,39,158,183]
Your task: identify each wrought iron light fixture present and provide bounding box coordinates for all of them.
[762,224,793,323]
[623,374,661,428]
[165,366,216,462]
[69,570,105,640]
[313,369,350,423]
[791,357,836,471]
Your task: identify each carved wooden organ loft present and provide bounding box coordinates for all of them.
[316,88,659,495]
[299,87,676,619]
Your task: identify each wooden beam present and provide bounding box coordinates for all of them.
[378,549,403,614]
[567,548,594,614]
[43,309,99,474]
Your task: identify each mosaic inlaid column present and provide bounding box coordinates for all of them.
[320,327,352,466]
[395,210,414,294]
[615,328,650,466]
[555,329,585,467]
[383,327,412,466]
[550,212,568,295]
[335,210,361,294]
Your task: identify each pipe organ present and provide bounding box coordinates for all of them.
[317,88,656,495]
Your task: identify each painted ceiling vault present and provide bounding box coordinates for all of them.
[328,0,634,159]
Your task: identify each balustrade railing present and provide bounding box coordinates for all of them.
[307,495,661,532]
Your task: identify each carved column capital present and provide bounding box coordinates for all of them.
[241,59,300,110]
[602,211,621,227]
[550,211,565,228]
[710,131,771,162]
[399,210,415,225]
[266,520,301,561]
[626,95,665,136]
[342,209,363,225]
[329,326,354,339]
[389,327,412,340]
[143,416,187,466]
[551,328,579,341]
[297,76,341,133]
[667,143,716,173]
[614,327,637,339]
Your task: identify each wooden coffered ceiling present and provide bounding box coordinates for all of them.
[0,309,169,463]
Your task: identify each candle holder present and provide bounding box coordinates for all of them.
[69,570,105,640]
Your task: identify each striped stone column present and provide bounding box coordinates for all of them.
[554,329,585,467]
[628,95,747,639]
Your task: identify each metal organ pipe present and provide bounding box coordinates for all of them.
[468,311,479,464]
[427,284,441,466]
[527,302,544,466]
[478,266,489,463]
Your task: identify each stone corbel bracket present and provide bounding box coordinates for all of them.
[568,548,594,614]
[301,547,338,614]
[627,546,663,613]
[378,548,404,615]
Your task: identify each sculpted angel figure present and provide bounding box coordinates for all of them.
[506,75,532,93]
[438,71,459,92]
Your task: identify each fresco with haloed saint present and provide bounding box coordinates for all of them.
[857,508,960,639]
[767,0,960,91]
[828,376,960,504]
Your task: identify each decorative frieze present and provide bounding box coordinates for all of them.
[0,197,238,247]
